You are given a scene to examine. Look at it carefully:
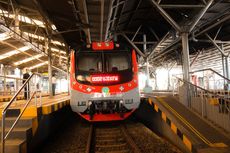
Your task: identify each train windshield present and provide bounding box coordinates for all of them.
[75,51,132,85]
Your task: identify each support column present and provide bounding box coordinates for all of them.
[181,32,190,82]
[143,34,152,93]
[225,57,229,78]
[14,9,20,35]
[3,66,6,96]
[48,39,53,98]
[143,34,149,86]
[181,32,190,107]
[167,69,170,90]
[225,57,229,90]
[222,55,226,78]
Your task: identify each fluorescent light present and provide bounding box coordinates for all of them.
[0,32,12,41]
[23,32,65,47]
[14,54,43,65]
[53,54,67,60]
[0,9,45,28]
[28,61,48,70]
[23,32,45,41]
[51,24,57,30]
[0,9,65,47]
[51,48,66,54]
[51,40,65,46]
[0,46,31,60]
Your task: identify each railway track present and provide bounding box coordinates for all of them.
[86,123,141,153]
[38,118,181,153]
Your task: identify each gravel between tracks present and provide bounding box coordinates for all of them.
[125,122,182,153]
[36,117,90,153]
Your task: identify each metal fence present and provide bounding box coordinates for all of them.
[0,75,24,96]
[173,76,230,133]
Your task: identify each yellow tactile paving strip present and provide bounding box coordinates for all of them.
[0,95,24,102]
[0,94,70,117]
[0,92,67,102]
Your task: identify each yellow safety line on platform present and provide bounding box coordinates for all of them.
[156,97,227,148]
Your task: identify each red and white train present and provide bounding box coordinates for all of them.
[70,42,140,121]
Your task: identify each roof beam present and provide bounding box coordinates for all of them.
[121,33,146,58]
[82,0,91,43]
[147,32,170,58]
[149,0,182,32]
[188,0,214,32]
[160,4,205,9]
[100,0,104,41]
[205,33,228,57]
[105,0,113,40]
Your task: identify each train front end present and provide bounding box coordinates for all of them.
[70,42,140,121]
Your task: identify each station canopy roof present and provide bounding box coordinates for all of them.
[0,0,230,72]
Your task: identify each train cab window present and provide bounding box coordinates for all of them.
[105,52,130,72]
[76,53,102,72]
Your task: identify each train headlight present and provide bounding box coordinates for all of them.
[88,101,92,106]
[119,100,123,104]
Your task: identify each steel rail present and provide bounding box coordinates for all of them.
[85,124,93,153]
[120,125,141,153]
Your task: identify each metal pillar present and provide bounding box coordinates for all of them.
[222,55,226,82]
[143,34,149,86]
[3,66,6,96]
[181,32,190,107]
[14,9,20,35]
[225,57,229,79]
[48,39,53,98]
[167,69,170,90]
[182,33,190,82]
[143,34,152,93]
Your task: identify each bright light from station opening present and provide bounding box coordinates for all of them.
[138,73,147,90]
[0,46,31,60]
[14,54,43,66]
[28,61,48,70]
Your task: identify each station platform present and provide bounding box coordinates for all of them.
[0,93,70,115]
[0,93,70,153]
[0,92,67,102]
[141,94,230,153]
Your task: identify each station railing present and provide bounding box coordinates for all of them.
[0,75,24,96]
[189,68,230,91]
[173,76,230,133]
[1,73,42,153]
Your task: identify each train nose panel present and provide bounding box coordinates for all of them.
[92,100,124,113]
